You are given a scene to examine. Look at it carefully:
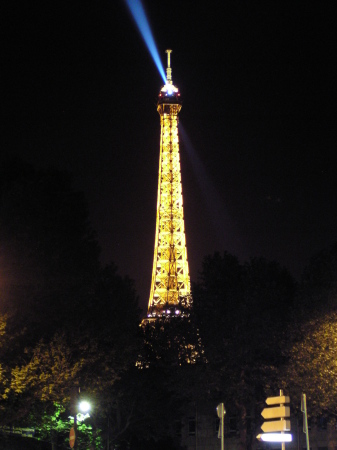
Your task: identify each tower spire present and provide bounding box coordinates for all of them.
[165,49,172,84]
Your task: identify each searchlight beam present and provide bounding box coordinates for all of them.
[125,0,166,83]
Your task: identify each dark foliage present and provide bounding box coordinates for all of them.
[278,242,337,419]
[192,251,297,450]
[297,242,337,315]
[0,158,100,348]
[0,433,50,450]
[0,159,142,449]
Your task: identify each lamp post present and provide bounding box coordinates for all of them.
[76,400,91,449]
[70,389,91,450]
[70,387,80,450]
[73,409,77,450]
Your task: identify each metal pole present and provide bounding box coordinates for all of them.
[221,410,224,450]
[74,412,78,450]
[217,403,226,450]
[280,389,285,450]
[301,393,310,450]
[72,386,80,450]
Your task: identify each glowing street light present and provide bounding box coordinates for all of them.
[79,401,90,413]
[77,400,91,423]
[69,396,91,449]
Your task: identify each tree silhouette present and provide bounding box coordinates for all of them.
[0,159,141,449]
[193,252,296,450]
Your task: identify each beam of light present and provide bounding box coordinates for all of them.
[179,123,246,259]
[125,0,166,83]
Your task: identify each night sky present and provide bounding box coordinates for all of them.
[2,1,336,312]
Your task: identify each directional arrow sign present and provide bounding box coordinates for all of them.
[266,395,290,406]
[262,406,290,419]
[261,420,291,433]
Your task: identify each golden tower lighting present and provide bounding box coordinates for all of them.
[147,50,191,318]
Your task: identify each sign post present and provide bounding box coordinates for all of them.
[70,386,80,449]
[301,393,310,450]
[217,403,226,450]
[257,390,291,446]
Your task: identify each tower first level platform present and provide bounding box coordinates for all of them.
[147,50,191,317]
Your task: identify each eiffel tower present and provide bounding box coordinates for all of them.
[140,51,204,366]
[147,49,191,319]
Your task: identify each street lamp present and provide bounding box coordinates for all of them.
[79,401,90,413]
[71,398,91,449]
[77,400,91,422]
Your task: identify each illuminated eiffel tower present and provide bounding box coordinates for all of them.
[147,49,191,319]
[140,50,204,367]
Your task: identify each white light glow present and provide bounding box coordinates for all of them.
[79,401,90,413]
[77,412,90,422]
[160,83,179,95]
[261,433,292,442]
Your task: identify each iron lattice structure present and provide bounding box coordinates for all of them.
[147,50,191,318]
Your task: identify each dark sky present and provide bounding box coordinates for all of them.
[2,1,336,312]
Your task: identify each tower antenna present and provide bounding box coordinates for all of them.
[165,49,172,84]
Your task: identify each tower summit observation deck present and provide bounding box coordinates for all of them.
[147,50,191,318]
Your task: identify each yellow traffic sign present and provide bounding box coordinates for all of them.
[262,406,290,419]
[266,395,290,405]
[261,420,291,433]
